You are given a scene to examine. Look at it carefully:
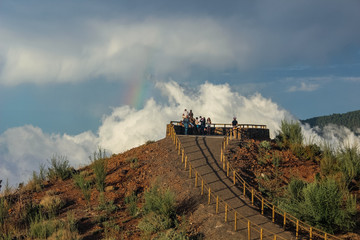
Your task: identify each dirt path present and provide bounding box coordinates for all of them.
[178,135,295,240]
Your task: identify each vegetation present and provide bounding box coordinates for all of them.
[90,148,108,192]
[260,119,360,233]
[279,177,356,233]
[138,183,177,235]
[72,171,92,204]
[301,109,360,133]
[97,192,118,214]
[124,191,139,217]
[47,154,73,181]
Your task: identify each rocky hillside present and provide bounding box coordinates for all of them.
[0,137,248,240]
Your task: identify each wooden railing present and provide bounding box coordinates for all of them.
[220,130,342,240]
[167,124,289,240]
[170,120,267,129]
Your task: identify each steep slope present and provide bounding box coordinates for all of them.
[1,137,254,239]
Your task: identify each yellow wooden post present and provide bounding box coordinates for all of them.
[223,158,226,170]
[247,221,251,240]
[283,212,286,229]
[260,228,263,240]
[233,170,236,185]
[234,212,237,231]
[310,227,313,240]
[189,164,192,178]
[251,188,254,205]
[296,220,299,239]
[274,235,277,240]
[272,205,275,223]
[261,198,264,215]
[227,162,229,177]
[195,172,198,187]
[208,188,211,204]
[220,149,223,162]
[225,203,228,222]
[227,136,229,145]
[184,156,187,170]
[243,181,246,196]
[216,196,219,213]
[324,233,327,240]
[201,180,204,195]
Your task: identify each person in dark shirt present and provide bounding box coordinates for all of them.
[232,117,238,137]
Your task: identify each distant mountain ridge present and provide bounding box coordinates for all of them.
[301,110,360,133]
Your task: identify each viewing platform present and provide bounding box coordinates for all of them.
[167,121,270,141]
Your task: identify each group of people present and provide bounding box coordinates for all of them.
[181,109,212,135]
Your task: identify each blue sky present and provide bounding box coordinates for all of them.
[1,0,360,135]
[1,1,360,135]
[1,1,360,185]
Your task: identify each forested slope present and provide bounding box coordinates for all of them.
[301,110,360,133]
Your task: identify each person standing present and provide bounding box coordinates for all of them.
[189,109,194,119]
[200,116,205,135]
[232,117,238,137]
[183,115,189,135]
[206,117,212,135]
[182,109,188,120]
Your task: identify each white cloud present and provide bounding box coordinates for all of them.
[1,81,359,187]
[1,0,360,86]
[0,125,98,187]
[0,81,292,186]
[0,18,238,86]
[288,82,320,92]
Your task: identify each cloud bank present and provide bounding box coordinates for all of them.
[1,0,360,86]
[1,81,359,187]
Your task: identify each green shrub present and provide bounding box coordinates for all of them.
[29,213,58,239]
[97,193,118,214]
[47,154,72,181]
[320,145,339,176]
[138,184,177,234]
[279,177,356,233]
[336,146,360,187]
[259,141,271,151]
[103,217,121,240]
[40,193,64,216]
[143,184,176,219]
[72,171,92,203]
[272,152,282,168]
[155,228,188,240]
[276,120,303,149]
[124,192,139,217]
[0,198,9,225]
[19,201,42,226]
[302,144,322,161]
[90,148,108,192]
[138,212,174,234]
[286,178,307,201]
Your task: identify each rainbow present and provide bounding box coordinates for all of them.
[124,77,151,109]
[123,49,155,109]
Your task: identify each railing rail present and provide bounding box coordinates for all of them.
[219,129,342,240]
[170,120,267,129]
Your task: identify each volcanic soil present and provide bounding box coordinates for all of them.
[8,137,246,239]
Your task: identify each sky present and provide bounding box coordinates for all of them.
[1,0,360,186]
